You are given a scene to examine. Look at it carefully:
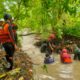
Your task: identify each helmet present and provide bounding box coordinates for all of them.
[4,14,12,20]
[62,48,67,53]
[50,34,55,39]
[48,34,56,41]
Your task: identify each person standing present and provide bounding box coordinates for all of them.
[1,14,18,71]
[73,44,80,60]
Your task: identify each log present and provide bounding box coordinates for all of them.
[19,32,41,36]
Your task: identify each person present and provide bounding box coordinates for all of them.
[40,40,48,53]
[0,20,4,27]
[49,33,57,51]
[11,22,18,44]
[44,53,54,64]
[0,14,18,71]
[60,48,72,63]
[40,33,56,54]
[73,44,80,60]
[40,40,54,54]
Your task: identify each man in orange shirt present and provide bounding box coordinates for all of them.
[2,14,17,71]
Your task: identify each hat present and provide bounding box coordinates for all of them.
[4,14,12,20]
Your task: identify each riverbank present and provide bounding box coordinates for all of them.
[0,49,33,80]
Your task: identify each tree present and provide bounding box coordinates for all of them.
[0,0,80,39]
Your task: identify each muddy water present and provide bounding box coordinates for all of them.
[21,33,80,80]
[33,55,74,80]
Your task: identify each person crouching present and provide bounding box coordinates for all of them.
[60,48,72,64]
[44,54,54,64]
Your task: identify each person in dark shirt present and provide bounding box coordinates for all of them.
[73,44,80,60]
[2,14,18,71]
[11,23,18,44]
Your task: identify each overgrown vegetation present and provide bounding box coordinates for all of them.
[0,0,80,39]
[0,50,33,80]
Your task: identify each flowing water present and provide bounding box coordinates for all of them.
[21,31,80,80]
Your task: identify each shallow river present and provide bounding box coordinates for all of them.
[21,32,80,80]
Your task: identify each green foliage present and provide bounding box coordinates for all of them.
[0,0,80,39]
[64,21,80,37]
[42,64,48,73]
